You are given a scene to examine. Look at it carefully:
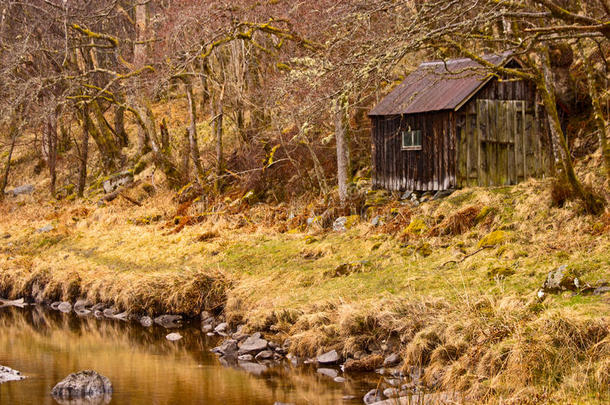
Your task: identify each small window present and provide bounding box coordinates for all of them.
[401,130,422,150]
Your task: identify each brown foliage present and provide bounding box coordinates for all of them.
[428,205,481,237]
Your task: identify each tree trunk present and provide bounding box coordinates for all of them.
[0,124,17,198]
[160,117,170,152]
[181,128,190,183]
[214,100,224,191]
[334,103,350,203]
[578,40,610,181]
[77,105,90,197]
[130,102,184,189]
[114,104,129,147]
[89,100,121,172]
[134,1,148,67]
[538,46,603,213]
[43,112,58,197]
[185,79,205,179]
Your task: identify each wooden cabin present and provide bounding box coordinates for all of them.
[369,54,554,191]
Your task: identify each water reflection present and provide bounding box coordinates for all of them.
[0,306,376,404]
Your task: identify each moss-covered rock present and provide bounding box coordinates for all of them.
[487,265,516,279]
[405,218,428,235]
[475,206,495,223]
[477,230,507,248]
[365,190,391,207]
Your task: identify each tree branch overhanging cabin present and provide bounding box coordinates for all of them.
[369,53,555,192]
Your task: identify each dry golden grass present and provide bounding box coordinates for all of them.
[0,177,609,403]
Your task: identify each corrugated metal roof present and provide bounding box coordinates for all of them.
[369,53,513,116]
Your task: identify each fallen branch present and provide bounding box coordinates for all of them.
[440,246,492,267]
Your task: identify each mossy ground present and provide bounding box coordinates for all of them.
[0,179,608,403]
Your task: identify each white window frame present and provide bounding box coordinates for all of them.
[401,129,422,151]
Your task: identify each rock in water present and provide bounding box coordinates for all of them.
[140,316,153,327]
[57,302,72,313]
[51,370,112,399]
[212,340,238,357]
[238,335,268,355]
[316,350,340,365]
[383,353,401,367]
[214,322,228,334]
[0,365,25,384]
[363,388,383,404]
[166,333,182,341]
[154,314,182,329]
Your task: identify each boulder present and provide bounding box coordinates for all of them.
[154,314,182,329]
[238,335,268,355]
[541,265,582,293]
[7,184,34,196]
[166,333,182,341]
[102,171,133,194]
[0,365,25,384]
[202,324,213,332]
[238,354,253,362]
[334,376,346,383]
[51,370,112,399]
[316,350,340,365]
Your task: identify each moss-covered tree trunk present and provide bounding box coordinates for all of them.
[538,46,604,214]
[578,40,610,182]
[184,79,205,179]
[130,101,184,189]
[77,105,89,197]
[89,100,122,172]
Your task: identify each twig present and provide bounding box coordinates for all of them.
[440,246,492,267]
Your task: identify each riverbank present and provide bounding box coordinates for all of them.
[1,179,609,403]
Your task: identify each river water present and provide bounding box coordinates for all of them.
[0,306,379,404]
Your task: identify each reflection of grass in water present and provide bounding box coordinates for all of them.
[0,307,354,405]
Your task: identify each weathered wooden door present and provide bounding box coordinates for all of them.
[476,99,532,186]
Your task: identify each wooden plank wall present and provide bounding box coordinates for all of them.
[455,77,554,187]
[371,112,456,191]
